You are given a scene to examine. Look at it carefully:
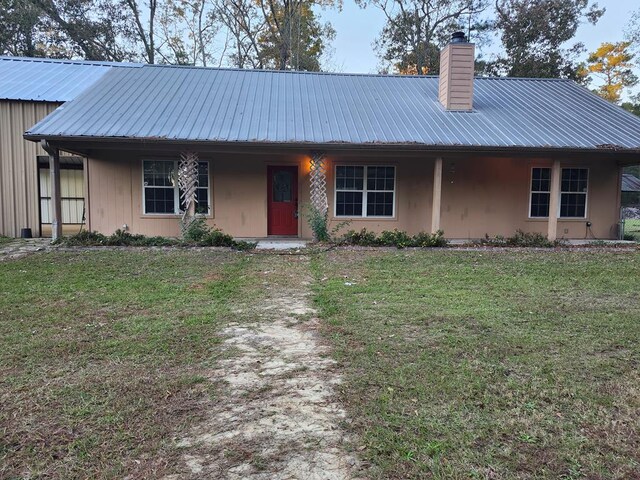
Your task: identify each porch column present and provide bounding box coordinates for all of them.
[547,159,561,241]
[310,151,328,215]
[431,157,443,233]
[42,141,62,242]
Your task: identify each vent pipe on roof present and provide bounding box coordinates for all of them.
[438,31,475,111]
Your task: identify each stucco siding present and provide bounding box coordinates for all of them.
[440,157,620,239]
[85,151,621,240]
[0,100,60,237]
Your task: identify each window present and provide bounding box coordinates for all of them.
[335,165,395,217]
[143,160,210,215]
[529,167,588,218]
[560,168,588,218]
[529,167,551,217]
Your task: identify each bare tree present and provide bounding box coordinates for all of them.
[122,0,157,63]
[156,0,221,65]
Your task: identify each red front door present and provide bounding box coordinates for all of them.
[267,166,298,236]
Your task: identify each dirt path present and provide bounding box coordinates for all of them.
[168,256,358,479]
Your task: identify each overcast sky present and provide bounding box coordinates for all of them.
[321,0,639,90]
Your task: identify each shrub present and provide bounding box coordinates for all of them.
[480,230,561,248]
[306,205,330,242]
[340,228,378,246]
[57,226,255,250]
[378,229,413,248]
[337,228,447,248]
[105,229,177,247]
[56,230,108,246]
[181,217,210,242]
[412,230,448,247]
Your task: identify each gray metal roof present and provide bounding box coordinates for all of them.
[622,173,640,191]
[25,64,640,151]
[0,56,141,102]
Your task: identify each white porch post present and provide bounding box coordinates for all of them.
[431,157,443,233]
[310,152,328,216]
[41,141,62,241]
[548,159,561,241]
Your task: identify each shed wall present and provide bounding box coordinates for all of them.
[0,100,60,237]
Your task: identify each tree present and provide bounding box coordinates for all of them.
[357,0,488,75]
[156,0,221,65]
[586,41,637,103]
[28,0,134,61]
[626,8,640,54]
[214,0,337,71]
[258,0,335,70]
[622,98,640,117]
[0,0,48,57]
[122,0,158,63]
[491,0,604,81]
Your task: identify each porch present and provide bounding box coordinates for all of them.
[42,144,625,242]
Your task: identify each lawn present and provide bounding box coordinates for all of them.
[312,249,640,479]
[1,248,639,479]
[0,235,14,245]
[625,219,640,240]
[0,249,260,479]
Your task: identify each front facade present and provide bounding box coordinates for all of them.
[21,35,640,241]
[79,148,622,241]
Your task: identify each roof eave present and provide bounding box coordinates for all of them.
[22,133,640,159]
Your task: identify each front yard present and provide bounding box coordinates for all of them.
[1,247,639,479]
[0,250,257,478]
[312,249,640,479]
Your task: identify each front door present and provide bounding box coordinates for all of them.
[267,166,298,236]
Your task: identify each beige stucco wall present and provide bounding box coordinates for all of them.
[0,100,61,237]
[438,157,621,239]
[85,150,622,240]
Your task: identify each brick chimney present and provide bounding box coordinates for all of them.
[438,31,475,111]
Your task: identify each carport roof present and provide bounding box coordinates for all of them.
[0,56,141,103]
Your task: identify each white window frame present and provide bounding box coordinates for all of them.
[527,166,589,219]
[142,159,211,216]
[559,167,588,219]
[334,165,396,218]
[528,166,551,219]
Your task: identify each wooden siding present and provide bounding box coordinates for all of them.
[438,43,475,111]
[0,100,61,237]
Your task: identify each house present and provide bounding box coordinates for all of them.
[622,173,640,206]
[23,34,640,241]
[0,56,140,238]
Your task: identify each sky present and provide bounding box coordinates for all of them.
[321,0,639,78]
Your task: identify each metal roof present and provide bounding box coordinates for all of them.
[622,173,640,192]
[0,56,141,102]
[25,64,640,151]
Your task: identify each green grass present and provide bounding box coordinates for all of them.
[0,250,259,479]
[624,219,640,240]
[311,250,640,479]
[0,235,14,245]
[3,247,640,479]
